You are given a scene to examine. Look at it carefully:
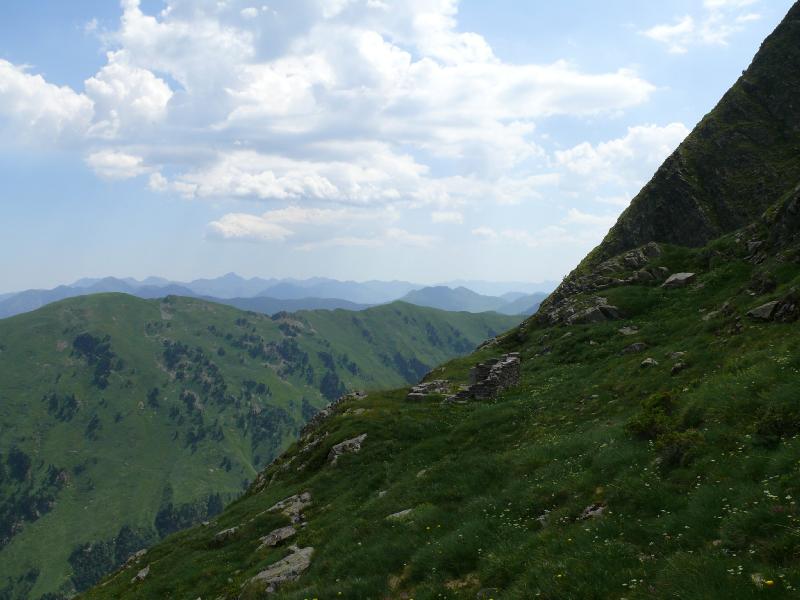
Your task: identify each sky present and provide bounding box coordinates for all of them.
[0,0,795,293]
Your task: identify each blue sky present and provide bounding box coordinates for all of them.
[0,0,794,293]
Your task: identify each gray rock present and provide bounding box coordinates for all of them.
[580,503,606,520]
[662,272,696,288]
[258,525,296,550]
[213,526,239,545]
[640,358,659,368]
[618,326,639,336]
[747,300,780,321]
[386,508,413,520]
[668,351,686,360]
[327,434,367,465]
[268,492,312,524]
[671,362,688,375]
[247,545,314,593]
[122,549,147,569]
[131,565,150,584]
[622,342,647,354]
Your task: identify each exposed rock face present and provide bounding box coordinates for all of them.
[247,545,314,594]
[406,380,449,401]
[299,392,367,439]
[258,525,296,550]
[662,273,697,288]
[327,434,367,465]
[446,353,521,402]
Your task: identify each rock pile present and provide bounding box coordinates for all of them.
[446,353,521,402]
[406,379,449,401]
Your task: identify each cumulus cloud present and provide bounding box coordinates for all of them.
[85,149,149,179]
[84,50,173,138]
[554,122,690,189]
[642,0,761,53]
[0,59,94,139]
[431,210,464,224]
[207,213,294,242]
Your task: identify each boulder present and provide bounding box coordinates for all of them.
[622,342,647,354]
[618,326,639,336]
[568,304,621,325]
[131,565,150,584]
[747,300,780,321]
[327,434,367,465]
[247,545,314,593]
[258,525,296,550]
[662,273,697,288]
[579,503,606,520]
[671,362,688,375]
[386,508,413,521]
[213,526,239,545]
[640,358,659,368]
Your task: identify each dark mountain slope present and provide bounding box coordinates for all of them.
[581,3,800,269]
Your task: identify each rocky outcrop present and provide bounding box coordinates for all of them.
[535,244,663,325]
[327,434,367,465]
[130,565,150,584]
[268,492,312,524]
[446,353,521,402]
[257,525,296,550]
[746,288,799,322]
[299,391,367,439]
[406,380,449,401]
[662,272,697,288]
[213,526,239,545]
[246,545,314,594]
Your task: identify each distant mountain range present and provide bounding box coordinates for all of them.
[400,286,547,315]
[0,274,555,320]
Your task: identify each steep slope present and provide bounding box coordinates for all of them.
[572,3,800,272]
[400,286,508,313]
[497,292,549,315]
[82,6,800,598]
[0,295,520,599]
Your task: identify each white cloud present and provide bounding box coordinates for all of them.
[642,1,762,53]
[555,122,690,190]
[84,50,173,138]
[206,213,294,242]
[0,59,93,139]
[386,227,437,247]
[85,149,149,179]
[431,210,463,224]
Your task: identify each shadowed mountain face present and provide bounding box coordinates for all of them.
[578,3,800,270]
[0,295,521,599]
[77,6,800,599]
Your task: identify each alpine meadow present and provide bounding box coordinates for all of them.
[2,1,800,599]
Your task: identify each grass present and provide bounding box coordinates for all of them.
[80,245,800,599]
[0,295,519,599]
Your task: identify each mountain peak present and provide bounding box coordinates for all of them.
[576,3,800,271]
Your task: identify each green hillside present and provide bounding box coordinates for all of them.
[0,295,520,599]
[82,4,800,599]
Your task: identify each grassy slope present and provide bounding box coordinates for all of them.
[84,243,800,599]
[0,295,520,599]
